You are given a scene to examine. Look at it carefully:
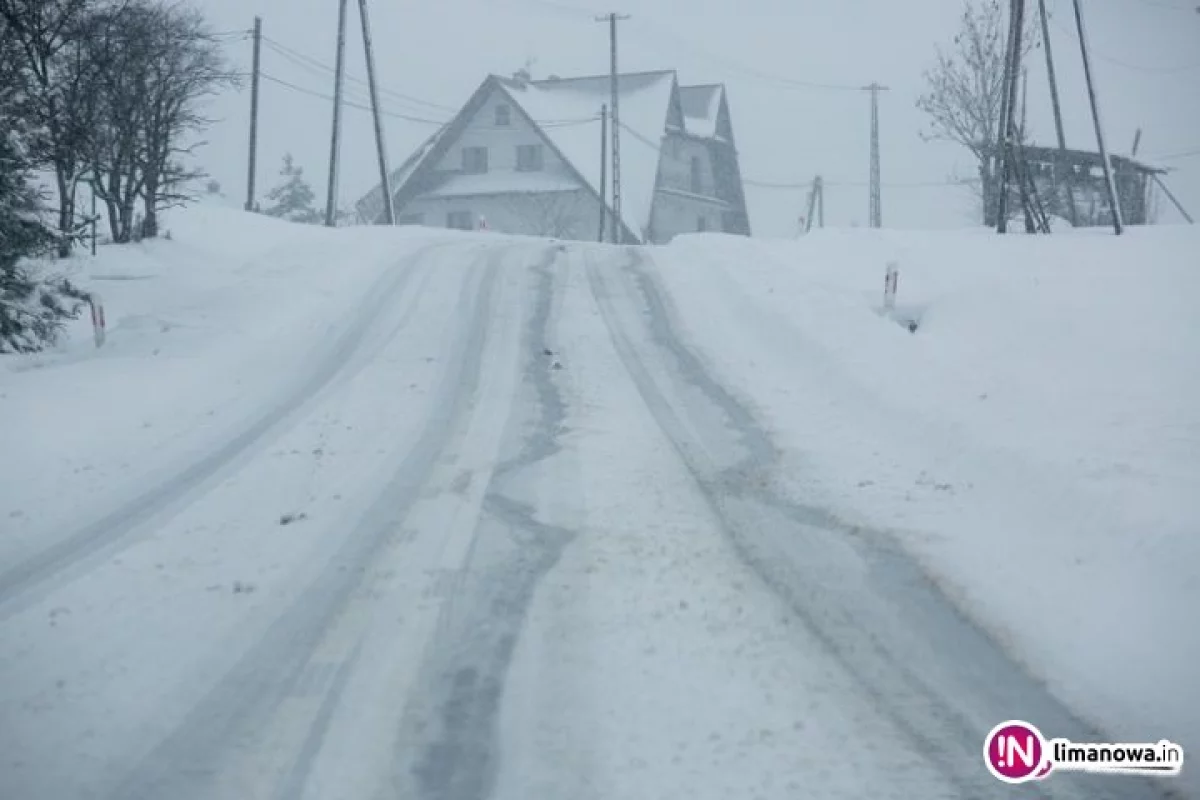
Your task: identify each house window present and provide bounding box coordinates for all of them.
[447,210,474,230]
[690,156,703,194]
[495,105,511,127]
[462,146,488,174]
[516,144,544,172]
[397,213,424,226]
[697,216,708,232]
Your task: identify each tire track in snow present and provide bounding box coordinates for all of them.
[105,245,505,800]
[584,248,1170,800]
[0,240,457,620]
[393,244,579,800]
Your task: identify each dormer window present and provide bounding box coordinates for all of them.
[495,104,511,126]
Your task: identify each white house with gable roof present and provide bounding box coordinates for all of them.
[355,69,751,244]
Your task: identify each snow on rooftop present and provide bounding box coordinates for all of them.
[679,85,722,139]
[500,71,677,239]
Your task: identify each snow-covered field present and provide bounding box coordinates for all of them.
[1,203,1195,799]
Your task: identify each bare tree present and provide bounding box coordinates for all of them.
[138,3,236,238]
[514,191,588,238]
[85,3,150,242]
[917,0,1038,224]
[82,1,235,242]
[0,0,116,254]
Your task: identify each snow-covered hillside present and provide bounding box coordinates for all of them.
[1,206,1195,799]
[1,203,451,569]
[653,225,1200,781]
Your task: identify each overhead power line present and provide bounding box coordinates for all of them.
[259,71,598,130]
[261,35,456,112]
[631,18,868,91]
[260,72,447,124]
[509,0,870,92]
[615,119,959,191]
[743,177,979,190]
[1046,0,1200,72]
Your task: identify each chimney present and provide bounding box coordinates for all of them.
[512,67,531,87]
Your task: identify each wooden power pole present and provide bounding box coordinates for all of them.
[863,83,887,228]
[325,0,350,227]
[597,12,629,243]
[997,0,1028,233]
[599,104,608,242]
[245,16,262,212]
[357,0,393,224]
[1037,0,1077,225]
[1071,0,1123,234]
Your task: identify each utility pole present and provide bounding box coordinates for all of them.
[1071,0,1123,234]
[245,16,262,212]
[325,0,350,228]
[357,0,393,224]
[997,0,1029,233]
[1020,68,1029,137]
[1037,0,1077,226]
[599,104,608,242]
[597,12,629,244]
[1038,0,1067,151]
[863,83,887,228]
[995,0,1017,229]
[803,176,824,234]
[816,175,825,228]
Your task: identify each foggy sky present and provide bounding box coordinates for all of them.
[195,0,1200,237]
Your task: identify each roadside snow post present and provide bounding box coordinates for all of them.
[884,261,899,312]
[89,293,106,348]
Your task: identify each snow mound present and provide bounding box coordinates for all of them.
[656,224,1200,794]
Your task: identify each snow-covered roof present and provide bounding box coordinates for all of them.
[358,70,737,238]
[679,85,723,139]
[497,71,678,239]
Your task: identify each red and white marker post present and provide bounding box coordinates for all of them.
[883,261,899,312]
[89,293,106,348]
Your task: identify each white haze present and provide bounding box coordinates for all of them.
[194,0,1200,237]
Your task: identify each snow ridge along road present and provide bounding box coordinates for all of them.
[0,240,454,620]
[583,247,1173,800]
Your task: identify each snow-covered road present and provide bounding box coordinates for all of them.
[0,232,1185,799]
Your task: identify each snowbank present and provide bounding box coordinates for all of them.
[653,225,1200,792]
[0,202,444,566]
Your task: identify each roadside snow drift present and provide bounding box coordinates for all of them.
[0,203,447,568]
[652,225,1200,789]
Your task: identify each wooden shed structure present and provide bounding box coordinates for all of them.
[988,144,1167,228]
